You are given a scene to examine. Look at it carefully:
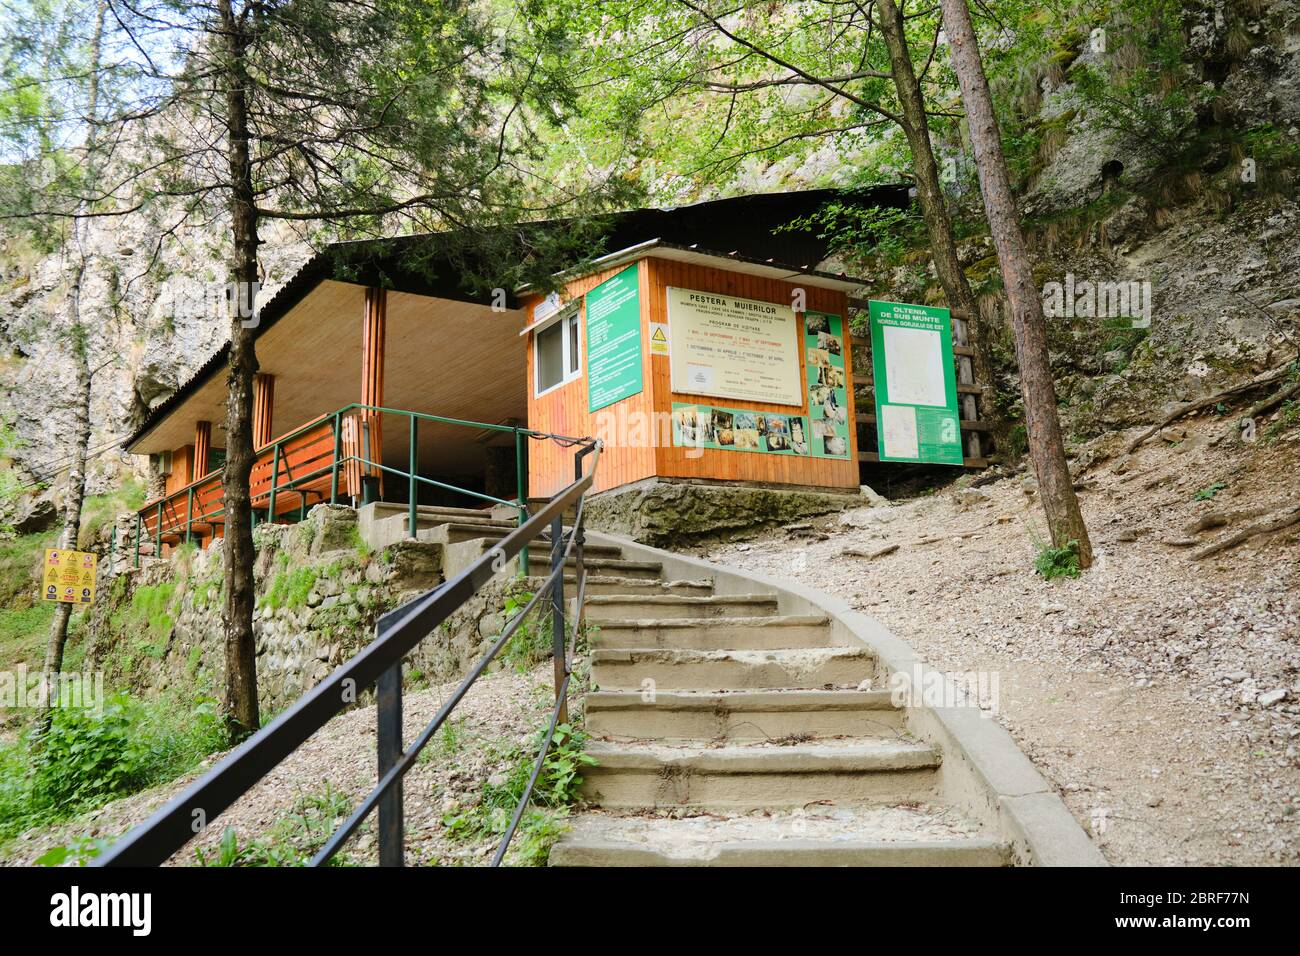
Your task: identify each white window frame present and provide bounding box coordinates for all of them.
[533,306,583,398]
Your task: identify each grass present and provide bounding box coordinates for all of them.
[107,580,179,659]
[441,722,594,866]
[0,691,226,849]
[193,785,358,867]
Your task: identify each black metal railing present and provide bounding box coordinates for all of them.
[96,439,601,867]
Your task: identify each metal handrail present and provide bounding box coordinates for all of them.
[98,438,600,867]
[130,402,590,567]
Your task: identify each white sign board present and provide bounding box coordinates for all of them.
[666,287,802,406]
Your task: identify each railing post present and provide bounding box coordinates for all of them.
[376,619,404,867]
[155,501,162,557]
[408,415,418,539]
[134,512,141,569]
[515,428,527,577]
[361,418,375,505]
[267,442,280,525]
[550,514,568,726]
[330,412,341,504]
[185,487,194,547]
[573,452,586,653]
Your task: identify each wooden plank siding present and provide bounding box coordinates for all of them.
[524,262,659,498]
[524,255,859,499]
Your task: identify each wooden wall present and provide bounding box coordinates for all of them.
[524,255,858,498]
[643,257,858,491]
[524,261,659,498]
[164,444,194,497]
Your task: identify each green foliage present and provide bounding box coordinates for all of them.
[1193,482,1227,501]
[77,479,146,551]
[442,723,594,865]
[498,588,554,672]
[34,834,112,867]
[194,786,356,867]
[1033,540,1082,580]
[1261,400,1300,445]
[0,529,56,610]
[109,580,179,657]
[1066,0,1196,152]
[261,559,320,611]
[780,200,923,266]
[0,692,225,843]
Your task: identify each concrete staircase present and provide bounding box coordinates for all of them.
[354,505,1098,866]
[544,541,1014,867]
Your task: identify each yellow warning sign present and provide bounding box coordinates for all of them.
[42,548,97,605]
[649,322,670,356]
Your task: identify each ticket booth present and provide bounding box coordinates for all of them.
[523,242,862,498]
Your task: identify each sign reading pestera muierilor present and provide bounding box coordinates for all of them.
[868,300,963,466]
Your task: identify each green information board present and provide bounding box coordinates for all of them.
[868,300,963,465]
[671,402,813,456]
[586,263,643,412]
[803,311,851,458]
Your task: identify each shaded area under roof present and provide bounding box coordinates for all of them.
[127,185,907,451]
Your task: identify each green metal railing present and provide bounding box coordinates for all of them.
[132,402,590,573]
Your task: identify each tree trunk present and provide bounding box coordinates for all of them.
[219,0,261,741]
[875,0,1002,456]
[36,266,93,734]
[37,0,107,737]
[938,0,1093,567]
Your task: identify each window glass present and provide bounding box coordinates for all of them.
[537,321,564,392]
[568,313,580,373]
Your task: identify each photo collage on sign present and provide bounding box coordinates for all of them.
[804,311,850,458]
[672,403,813,456]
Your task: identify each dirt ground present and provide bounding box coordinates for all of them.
[700,416,1299,865]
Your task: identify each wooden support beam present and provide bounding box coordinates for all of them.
[253,374,275,449]
[194,420,211,480]
[360,287,387,499]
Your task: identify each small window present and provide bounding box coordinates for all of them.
[535,310,582,396]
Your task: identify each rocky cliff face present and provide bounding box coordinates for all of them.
[0,212,312,504]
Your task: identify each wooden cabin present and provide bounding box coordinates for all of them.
[124,188,988,555]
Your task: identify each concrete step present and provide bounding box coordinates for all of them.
[586,689,904,742]
[582,593,778,622]
[573,576,713,598]
[361,504,516,548]
[591,615,831,651]
[580,739,940,809]
[418,522,623,554]
[526,553,660,580]
[550,807,1009,867]
[591,646,875,691]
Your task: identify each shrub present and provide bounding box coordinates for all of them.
[1034,540,1082,580]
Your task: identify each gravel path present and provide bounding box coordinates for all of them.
[701,419,1299,865]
